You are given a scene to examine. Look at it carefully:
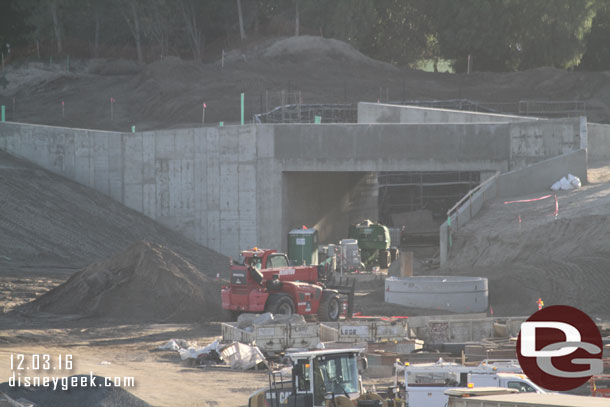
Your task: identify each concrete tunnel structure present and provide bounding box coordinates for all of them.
[0,103,592,259]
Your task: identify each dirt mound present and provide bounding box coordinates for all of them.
[6,35,610,131]
[0,375,150,407]
[262,35,399,71]
[0,151,227,276]
[19,241,222,322]
[444,175,610,319]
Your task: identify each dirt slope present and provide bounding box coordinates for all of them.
[0,151,227,276]
[444,165,610,319]
[1,36,610,131]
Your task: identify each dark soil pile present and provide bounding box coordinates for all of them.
[0,151,228,277]
[18,241,222,322]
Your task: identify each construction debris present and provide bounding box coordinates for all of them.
[220,342,267,370]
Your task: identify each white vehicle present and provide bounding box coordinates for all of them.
[470,372,546,394]
[396,359,546,407]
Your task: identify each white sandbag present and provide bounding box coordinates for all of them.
[237,312,274,329]
[253,312,275,326]
[158,339,180,351]
[179,339,222,360]
[158,338,193,351]
[271,314,306,325]
[567,173,581,188]
[551,174,581,191]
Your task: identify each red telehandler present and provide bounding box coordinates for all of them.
[221,247,354,321]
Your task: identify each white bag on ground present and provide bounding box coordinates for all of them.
[551,173,581,191]
[158,338,193,351]
[179,339,222,360]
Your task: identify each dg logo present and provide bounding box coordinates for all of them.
[517,305,603,391]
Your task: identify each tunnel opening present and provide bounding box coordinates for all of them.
[378,171,481,247]
[281,171,482,254]
[281,172,378,250]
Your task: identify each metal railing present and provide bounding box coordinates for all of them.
[253,99,586,124]
[446,171,500,230]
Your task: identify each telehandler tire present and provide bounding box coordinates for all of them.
[318,293,341,321]
[265,294,295,316]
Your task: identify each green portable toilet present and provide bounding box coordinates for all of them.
[288,227,318,265]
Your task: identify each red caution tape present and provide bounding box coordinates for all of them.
[504,195,552,204]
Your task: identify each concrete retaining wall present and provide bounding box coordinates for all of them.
[497,148,588,198]
[357,103,584,171]
[588,122,610,159]
[508,117,584,169]
[358,102,538,124]
[272,123,510,172]
[0,118,589,258]
[439,173,499,264]
[440,149,588,265]
[0,122,264,257]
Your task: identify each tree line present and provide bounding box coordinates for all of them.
[1,0,610,72]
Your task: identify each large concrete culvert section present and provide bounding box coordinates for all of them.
[385,276,489,313]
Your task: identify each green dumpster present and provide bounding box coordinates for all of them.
[288,227,318,265]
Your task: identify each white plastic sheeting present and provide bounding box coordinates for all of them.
[157,338,223,361]
[178,339,222,361]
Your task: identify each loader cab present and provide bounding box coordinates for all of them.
[288,349,363,407]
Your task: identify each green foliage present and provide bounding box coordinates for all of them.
[0,0,31,48]
[1,0,607,70]
[579,2,610,70]
[515,0,596,70]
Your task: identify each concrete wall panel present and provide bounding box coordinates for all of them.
[588,122,610,158]
[107,134,123,201]
[497,149,587,198]
[358,102,538,124]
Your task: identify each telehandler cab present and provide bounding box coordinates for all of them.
[221,248,355,321]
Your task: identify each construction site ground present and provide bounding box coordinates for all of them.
[2,36,610,405]
[443,160,610,319]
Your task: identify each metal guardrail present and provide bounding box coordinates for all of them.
[254,103,357,124]
[253,99,586,124]
[446,171,500,230]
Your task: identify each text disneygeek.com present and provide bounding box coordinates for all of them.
[9,353,135,390]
